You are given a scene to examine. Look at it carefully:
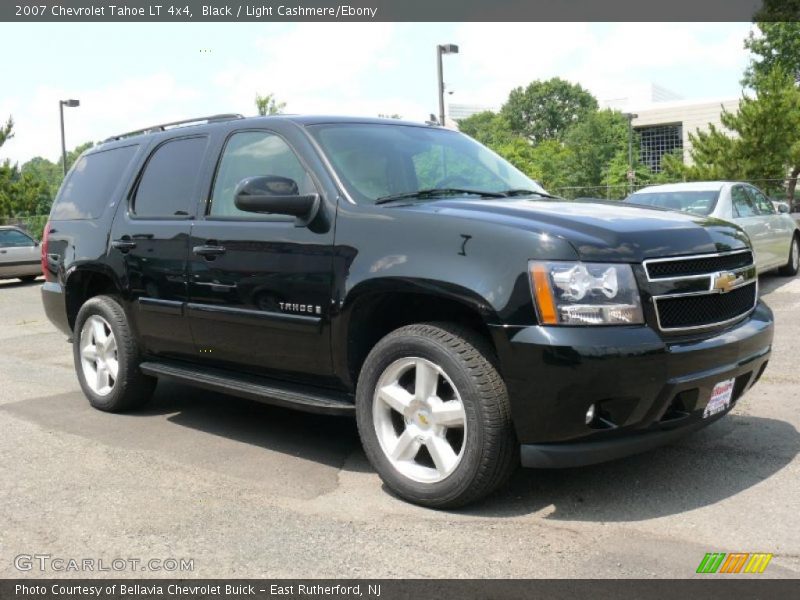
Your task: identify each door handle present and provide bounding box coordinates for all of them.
[193,244,226,258]
[111,238,137,251]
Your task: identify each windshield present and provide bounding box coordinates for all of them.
[624,189,720,216]
[307,123,546,204]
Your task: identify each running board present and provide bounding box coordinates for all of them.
[139,361,355,416]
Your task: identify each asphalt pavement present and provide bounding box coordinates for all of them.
[0,275,798,578]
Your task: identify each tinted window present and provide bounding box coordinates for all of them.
[309,124,543,204]
[134,137,207,218]
[748,187,775,215]
[624,190,719,216]
[0,229,35,247]
[209,131,315,218]
[732,186,758,218]
[51,145,138,220]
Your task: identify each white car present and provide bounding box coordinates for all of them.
[625,181,799,276]
[0,226,42,282]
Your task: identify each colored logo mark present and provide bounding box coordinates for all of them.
[696,552,773,574]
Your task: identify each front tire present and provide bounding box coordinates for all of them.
[18,275,38,283]
[779,235,799,277]
[356,322,517,508]
[73,295,156,412]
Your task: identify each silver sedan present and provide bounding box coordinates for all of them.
[0,226,42,282]
[625,181,799,275]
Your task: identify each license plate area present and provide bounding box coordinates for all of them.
[704,378,735,418]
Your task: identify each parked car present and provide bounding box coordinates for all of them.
[41,115,773,507]
[0,225,42,282]
[625,182,799,275]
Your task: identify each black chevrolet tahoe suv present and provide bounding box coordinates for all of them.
[41,114,774,508]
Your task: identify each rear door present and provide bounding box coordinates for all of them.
[730,184,771,271]
[109,135,212,358]
[186,126,336,382]
[0,228,40,278]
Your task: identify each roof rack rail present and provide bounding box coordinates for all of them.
[103,113,244,142]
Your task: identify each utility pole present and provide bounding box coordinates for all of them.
[436,44,459,126]
[59,99,80,175]
[624,112,638,196]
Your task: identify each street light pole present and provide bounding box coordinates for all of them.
[59,99,80,175]
[624,112,638,196]
[436,44,459,127]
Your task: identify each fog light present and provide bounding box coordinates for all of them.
[585,404,595,425]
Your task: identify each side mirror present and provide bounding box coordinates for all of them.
[778,203,790,214]
[234,176,320,226]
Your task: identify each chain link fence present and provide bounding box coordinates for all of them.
[0,215,49,239]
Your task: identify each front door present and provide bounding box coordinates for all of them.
[110,135,210,358]
[731,184,772,271]
[748,185,793,269]
[186,129,335,382]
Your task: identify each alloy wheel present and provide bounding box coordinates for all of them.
[79,315,118,396]
[372,357,467,483]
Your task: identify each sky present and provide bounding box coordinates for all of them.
[0,22,755,165]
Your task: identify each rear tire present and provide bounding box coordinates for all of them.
[356,322,517,509]
[73,295,156,412]
[778,235,799,277]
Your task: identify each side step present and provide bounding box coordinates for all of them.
[139,361,355,416]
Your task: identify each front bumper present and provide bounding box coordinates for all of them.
[491,301,774,468]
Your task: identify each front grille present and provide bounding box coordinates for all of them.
[655,283,756,330]
[645,250,753,279]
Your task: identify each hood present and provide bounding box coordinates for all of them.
[400,198,750,262]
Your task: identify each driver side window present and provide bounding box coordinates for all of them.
[748,187,775,215]
[731,186,758,218]
[209,131,315,218]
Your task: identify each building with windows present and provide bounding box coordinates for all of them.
[450,86,740,175]
[626,98,740,173]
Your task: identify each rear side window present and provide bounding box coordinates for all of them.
[50,145,139,220]
[133,136,207,218]
[0,229,35,247]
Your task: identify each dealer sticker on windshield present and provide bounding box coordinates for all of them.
[704,378,735,418]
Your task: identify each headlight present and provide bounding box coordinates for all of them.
[529,261,644,326]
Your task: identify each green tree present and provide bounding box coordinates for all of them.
[743,21,800,87]
[526,140,573,192]
[457,111,540,176]
[501,78,598,143]
[670,68,800,202]
[560,109,630,194]
[255,93,286,116]
[0,116,12,148]
[458,111,516,147]
[753,0,800,24]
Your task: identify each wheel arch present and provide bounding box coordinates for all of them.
[333,278,502,389]
[64,265,123,331]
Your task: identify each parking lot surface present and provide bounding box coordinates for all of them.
[0,275,798,578]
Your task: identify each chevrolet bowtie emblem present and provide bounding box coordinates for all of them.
[711,271,743,294]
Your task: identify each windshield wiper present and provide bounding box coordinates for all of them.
[500,189,561,199]
[375,188,506,205]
